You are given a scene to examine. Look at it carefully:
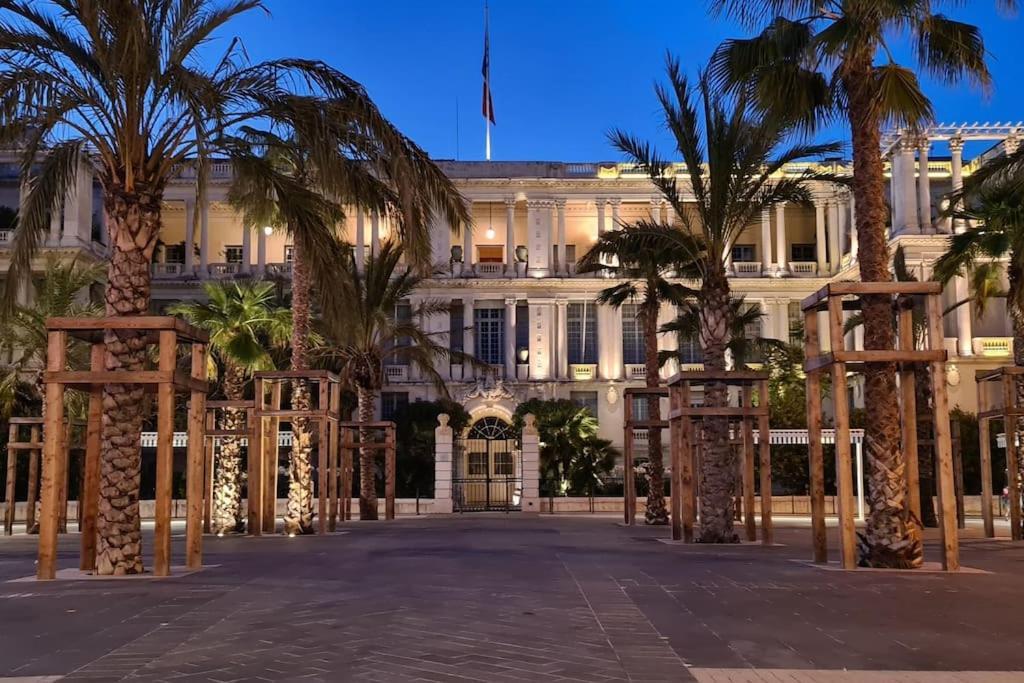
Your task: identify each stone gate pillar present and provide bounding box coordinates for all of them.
[521,414,540,514]
[434,414,454,514]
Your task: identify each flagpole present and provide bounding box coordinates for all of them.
[486,118,491,161]
[484,1,491,161]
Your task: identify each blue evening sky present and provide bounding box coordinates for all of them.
[227,1,1022,162]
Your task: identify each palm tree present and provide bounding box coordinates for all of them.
[0,0,379,574]
[710,0,1010,565]
[228,100,468,534]
[588,59,837,540]
[319,240,473,520]
[663,297,781,370]
[513,398,603,492]
[169,281,290,535]
[578,224,703,524]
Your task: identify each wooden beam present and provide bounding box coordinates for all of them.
[153,330,177,577]
[741,386,756,543]
[4,424,16,535]
[668,370,769,384]
[978,392,996,539]
[804,310,827,563]
[246,406,262,537]
[79,341,103,571]
[758,380,774,546]
[26,436,39,533]
[828,298,857,569]
[623,397,635,526]
[1003,375,1023,542]
[671,407,769,418]
[37,330,67,580]
[898,307,922,523]
[385,427,396,521]
[262,381,281,533]
[669,387,682,541]
[203,411,214,535]
[185,343,206,570]
[926,295,961,570]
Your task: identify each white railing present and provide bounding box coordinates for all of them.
[152,262,187,278]
[266,262,293,277]
[570,364,597,381]
[0,229,11,244]
[731,262,763,277]
[625,364,646,380]
[475,262,504,278]
[141,431,295,448]
[384,365,409,382]
[207,263,240,278]
[973,337,1012,357]
[789,261,818,277]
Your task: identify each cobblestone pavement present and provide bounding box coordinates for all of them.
[1,515,1023,681]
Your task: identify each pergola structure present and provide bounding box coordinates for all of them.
[622,387,668,526]
[668,370,774,545]
[37,317,208,580]
[252,370,340,535]
[803,282,959,571]
[977,367,1023,540]
[203,400,259,535]
[339,421,397,523]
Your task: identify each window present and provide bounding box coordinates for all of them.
[164,243,186,264]
[678,338,701,364]
[567,302,597,364]
[788,301,803,345]
[515,303,529,361]
[741,304,764,363]
[791,244,815,262]
[450,300,464,353]
[474,307,505,365]
[388,302,412,365]
[493,452,514,475]
[224,245,243,264]
[731,244,756,262]
[284,244,295,262]
[381,392,408,420]
[468,452,488,476]
[622,304,645,365]
[631,395,650,421]
[571,391,599,420]
[477,244,504,263]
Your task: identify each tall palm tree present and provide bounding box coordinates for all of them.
[0,0,379,574]
[512,398,606,494]
[319,240,473,520]
[710,0,1010,565]
[578,223,704,525]
[169,281,290,535]
[662,297,781,370]
[228,99,468,534]
[589,59,837,540]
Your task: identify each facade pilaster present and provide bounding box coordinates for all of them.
[520,414,540,513]
[760,209,772,273]
[463,296,476,380]
[184,199,195,275]
[598,304,623,380]
[774,203,787,276]
[504,297,517,380]
[372,211,381,259]
[814,199,827,274]
[505,196,517,275]
[528,299,554,380]
[899,139,920,234]
[240,225,251,274]
[609,197,621,228]
[199,199,209,277]
[949,136,965,234]
[827,199,841,273]
[526,199,553,277]
[555,298,569,380]
[555,197,567,276]
[917,138,933,233]
[596,197,607,236]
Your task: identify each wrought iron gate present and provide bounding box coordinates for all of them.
[453,417,522,512]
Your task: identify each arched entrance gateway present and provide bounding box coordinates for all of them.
[453,416,523,512]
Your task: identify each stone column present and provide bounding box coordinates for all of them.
[520,414,540,513]
[658,302,678,380]
[555,198,567,276]
[889,151,902,231]
[529,299,554,380]
[433,414,454,514]
[462,209,473,276]
[504,297,517,380]
[240,224,251,274]
[555,299,569,380]
[649,196,661,222]
[48,206,61,246]
[949,136,964,234]
[463,297,475,379]
[849,198,858,262]
[596,197,606,236]
[917,138,933,232]
[199,200,209,277]
[760,209,772,273]
[256,226,267,276]
[610,197,621,228]
[505,196,517,275]
[184,199,196,275]
[774,203,787,276]
[899,139,919,234]
[597,303,622,380]
[62,159,92,247]
[526,199,552,277]
[814,200,827,274]
[371,211,381,258]
[355,211,366,272]
[955,275,973,356]
[827,199,841,273]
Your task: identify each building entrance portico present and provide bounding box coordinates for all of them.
[453,416,522,512]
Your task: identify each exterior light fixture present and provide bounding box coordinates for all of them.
[517,347,529,363]
[263,226,273,236]
[485,226,496,239]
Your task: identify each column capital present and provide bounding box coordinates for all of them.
[555,298,568,308]
[948,135,964,153]
[504,195,517,207]
[1006,135,1021,156]
[594,196,607,207]
[607,197,622,207]
[554,197,567,209]
[917,137,931,153]
[504,297,517,307]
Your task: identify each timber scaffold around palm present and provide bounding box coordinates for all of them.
[203,400,260,535]
[36,316,209,580]
[339,422,396,522]
[976,366,1024,541]
[803,282,959,571]
[622,387,668,527]
[667,371,774,545]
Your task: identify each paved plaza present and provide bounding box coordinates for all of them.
[0,515,1023,682]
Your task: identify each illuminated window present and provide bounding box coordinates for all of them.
[477,244,504,263]
[622,304,645,365]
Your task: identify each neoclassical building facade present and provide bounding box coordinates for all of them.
[1,123,1020,454]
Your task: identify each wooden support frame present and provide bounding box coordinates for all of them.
[339,421,397,521]
[36,317,208,580]
[977,366,1024,540]
[252,370,340,535]
[622,387,668,527]
[802,282,960,571]
[667,371,773,545]
[203,400,259,535]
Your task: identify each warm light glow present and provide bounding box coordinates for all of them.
[485,226,496,239]
[263,225,273,236]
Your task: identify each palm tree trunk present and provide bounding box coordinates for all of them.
[96,193,160,575]
[698,264,736,542]
[914,362,938,527]
[843,56,922,568]
[356,384,379,520]
[213,363,246,535]
[285,230,315,535]
[642,297,668,525]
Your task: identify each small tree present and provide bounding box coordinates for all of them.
[392,399,470,498]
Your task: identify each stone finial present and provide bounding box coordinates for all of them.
[437,413,450,428]
[523,413,538,436]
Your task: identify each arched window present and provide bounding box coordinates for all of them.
[467,416,515,440]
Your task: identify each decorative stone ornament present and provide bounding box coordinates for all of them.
[606,385,619,406]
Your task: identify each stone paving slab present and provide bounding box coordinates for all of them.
[690,670,1024,682]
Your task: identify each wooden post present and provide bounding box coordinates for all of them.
[57,423,69,533]
[758,380,774,546]
[679,382,695,542]
[898,306,922,523]
[4,424,16,535]
[1003,375,1022,541]
[26,428,40,532]
[951,417,966,529]
[978,385,995,538]
[80,343,103,569]
[741,386,756,542]
[153,330,177,577]
[342,426,353,522]
[261,380,280,533]
[328,383,340,531]
[246,405,262,536]
[921,295,959,570]
[37,329,67,580]
[203,411,215,535]
[385,425,396,521]
[185,343,206,569]
[669,384,682,541]
[804,309,827,563]
[828,297,856,570]
[317,380,329,535]
[623,397,635,526]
